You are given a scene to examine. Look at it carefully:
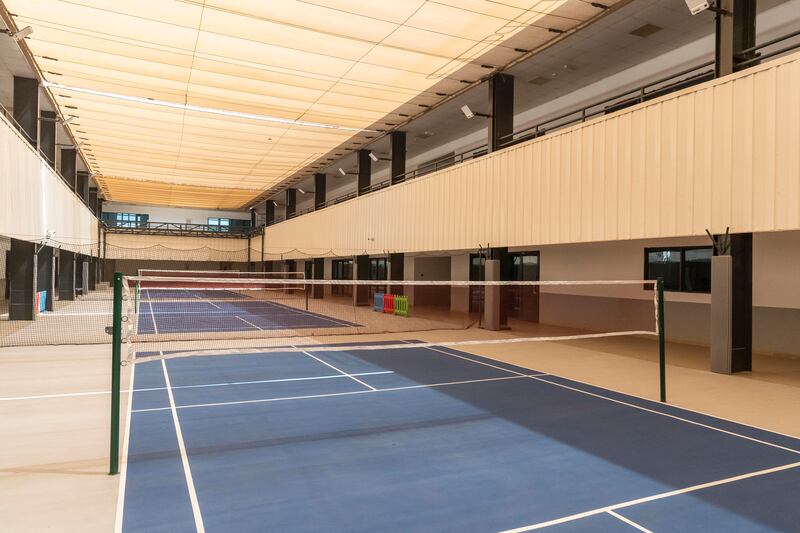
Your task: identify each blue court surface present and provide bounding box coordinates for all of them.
[119,343,800,532]
[136,289,359,334]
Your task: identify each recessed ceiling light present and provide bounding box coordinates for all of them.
[629,24,662,38]
[528,76,552,86]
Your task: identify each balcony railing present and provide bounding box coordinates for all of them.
[103,220,262,238]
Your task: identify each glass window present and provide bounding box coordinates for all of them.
[644,247,711,293]
[469,254,485,281]
[646,249,682,291]
[369,258,387,281]
[510,252,539,281]
[683,248,712,293]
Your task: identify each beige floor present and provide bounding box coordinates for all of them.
[1,330,799,532]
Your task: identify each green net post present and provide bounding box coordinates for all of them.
[109,272,123,475]
[657,278,666,403]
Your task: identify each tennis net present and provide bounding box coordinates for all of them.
[118,275,664,364]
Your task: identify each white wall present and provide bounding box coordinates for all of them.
[0,113,98,253]
[104,202,250,225]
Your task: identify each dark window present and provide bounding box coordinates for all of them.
[331,259,353,280]
[101,212,148,228]
[510,252,540,282]
[369,258,387,281]
[644,247,711,293]
[469,254,485,281]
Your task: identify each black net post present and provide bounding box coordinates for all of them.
[657,277,666,403]
[109,272,123,475]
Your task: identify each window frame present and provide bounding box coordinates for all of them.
[643,246,712,293]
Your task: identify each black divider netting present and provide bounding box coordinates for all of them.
[118,276,661,361]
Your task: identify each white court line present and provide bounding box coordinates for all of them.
[500,461,800,532]
[162,359,205,533]
[421,345,529,376]
[607,510,653,533]
[265,299,356,328]
[131,373,545,413]
[148,301,159,335]
[234,315,263,331]
[0,371,395,401]
[113,360,136,533]
[293,345,377,391]
[420,346,800,456]
[526,374,800,455]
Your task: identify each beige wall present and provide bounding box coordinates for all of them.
[0,114,98,254]
[264,52,800,259]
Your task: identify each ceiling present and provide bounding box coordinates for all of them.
[0,0,626,209]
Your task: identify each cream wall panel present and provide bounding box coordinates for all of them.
[0,114,98,253]
[265,52,800,257]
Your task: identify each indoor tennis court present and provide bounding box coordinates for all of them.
[2,1,800,532]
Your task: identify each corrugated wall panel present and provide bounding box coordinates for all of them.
[265,52,800,258]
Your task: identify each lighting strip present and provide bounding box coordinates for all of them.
[42,81,377,133]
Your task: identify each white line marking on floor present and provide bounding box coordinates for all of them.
[234,315,262,331]
[527,375,800,455]
[500,461,800,532]
[0,371,396,401]
[162,359,205,533]
[293,345,377,391]
[148,301,159,335]
[421,345,528,376]
[607,510,653,533]
[131,373,545,413]
[419,346,800,456]
[113,361,136,533]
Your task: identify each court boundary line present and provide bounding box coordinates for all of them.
[113,361,136,533]
[294,345,377,391]
[424,346,800,455]
[0,371,397,401]
[234,315,263,331]
[162,359,205,533]
[607,510,653,533]
[263,299,357,328]
[131,373,547,413]
[500,460,800,532]
[147,301,159,335]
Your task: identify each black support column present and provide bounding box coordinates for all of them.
[715,0,757,76]
[285,189,297,218]
[314,173,326,210]
[8,239,36,320]
[59,250,76,301]
[390,131,406,184]
[488,73,514,152]
[265,201,275,225]
[730,233,752,372]
[76,171,90,204]
[61,148,77,190]
[389,252,404,295]
[40,110,57,167]
[74,255,85,296]
[36,245,55,312]
[250,208,256,227]
[312,258,324,299]
[89,188,98,215]
[357,150,371,196]
[13,76,39,148]
[355,254,370,305]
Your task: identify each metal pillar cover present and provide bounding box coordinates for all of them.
[59,250,75,301]
[488,73,514,152]
[9,238,36,320]
[357,150,371,195]
[390,131,406,184]
[13,76,39,147]
[314,173,326,209]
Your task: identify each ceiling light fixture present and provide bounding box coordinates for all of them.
[42,81,378,133]
[368,152,378,162]
[338,168,347,176]
[297,188,306,194]
[61,115,76,125]
[2,26,33,41]
[461,105,490,120]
